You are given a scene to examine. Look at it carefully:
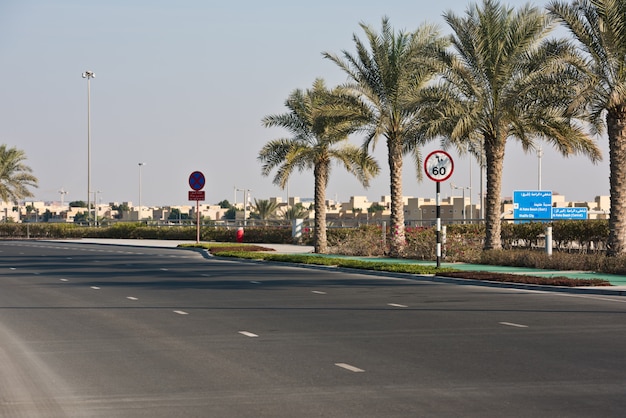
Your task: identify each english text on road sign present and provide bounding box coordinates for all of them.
[189,171,206,191]
[424,150,454,182]
[188,190,205,201]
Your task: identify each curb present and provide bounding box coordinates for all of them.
[209,254,626,297]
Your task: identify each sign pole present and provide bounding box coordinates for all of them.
[196,200,200,244]
[188,170,206,244]
[424,150,454,269]
[436,181,441,268]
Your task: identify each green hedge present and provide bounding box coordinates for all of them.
[0,220,612,255]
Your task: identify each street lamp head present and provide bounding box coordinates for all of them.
[82,71,95,79]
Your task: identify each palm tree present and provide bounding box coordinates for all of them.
[323,18,448,257]
[0,145,38,203]
[252,198,280,223]
[259,78,379,253]
[548,0,626,255]
[280,204,309,221]
[419,0,601,250]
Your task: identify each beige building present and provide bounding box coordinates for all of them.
[1,192,613,224]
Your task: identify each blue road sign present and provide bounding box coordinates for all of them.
[513,190,552,220]
[188,171,205,191]
[552,207,588,220]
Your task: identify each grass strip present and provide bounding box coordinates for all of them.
[180,243,612,286]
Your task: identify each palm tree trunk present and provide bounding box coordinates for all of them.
[484,138,505,250]
[314,162,328,254]
[388,137,406,257]
[607,106,626,256]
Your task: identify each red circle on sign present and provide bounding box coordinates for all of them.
[424,150,454,182]
[189,171,205,191]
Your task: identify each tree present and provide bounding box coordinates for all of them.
[167,208,190,221]
[419,0,601,250]
[260,78,379,253]
[223,207,237,220]
[252,198,280,222]
[70,201,87,208]
[0,145,38,204]
[548,0,626,255]
[324,19,448,257]
[368,202,386,214]
[110,203,130,219]
[280,203,309,220]
[217,199,232,209]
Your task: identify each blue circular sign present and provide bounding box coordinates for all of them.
[189,171,205,191]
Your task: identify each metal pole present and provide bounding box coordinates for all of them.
[469,160,472,223]
[243,190,247,227]
[436,181,441,268]
[82,71,95,226]
[87,76,91,226]
[196,200,200,243]
[462,187,466,223]
[138,162,145,220]
[537,146,543,190]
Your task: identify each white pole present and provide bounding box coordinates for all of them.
[469,160,472,222]
[82,71,95,225]
[138,162,145,220]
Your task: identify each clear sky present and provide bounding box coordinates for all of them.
[0,0,609,208]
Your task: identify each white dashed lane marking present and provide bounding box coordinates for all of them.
[335,363,365,373]
[239,331,259,338]
[126,297,138,301]
[388,303,408,308]
[173,310,188,315]
[500,322,528,328]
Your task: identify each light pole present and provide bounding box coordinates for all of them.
[236,188,251,226]
[82,70,95,226]
[537,146,543,190]
[94,190,102,226]
[58,188,68,207]
[451,183,471,223]
[138,162,146,220]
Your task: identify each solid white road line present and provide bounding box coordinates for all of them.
[335,363,365,373]
[499,322,528,328]
[239,331,259,338]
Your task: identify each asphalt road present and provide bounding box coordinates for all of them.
[1,240,626,417]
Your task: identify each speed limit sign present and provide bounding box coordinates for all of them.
[424,150,454,182]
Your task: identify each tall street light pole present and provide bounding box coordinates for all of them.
[82,70,95,226]
[537,146,543,190]
[451,183,470,223]
[138,162,146,220]
[236,188,251,226]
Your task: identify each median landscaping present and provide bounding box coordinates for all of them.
[180,243,613,287]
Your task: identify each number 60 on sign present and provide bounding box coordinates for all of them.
[424,150,454,182]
